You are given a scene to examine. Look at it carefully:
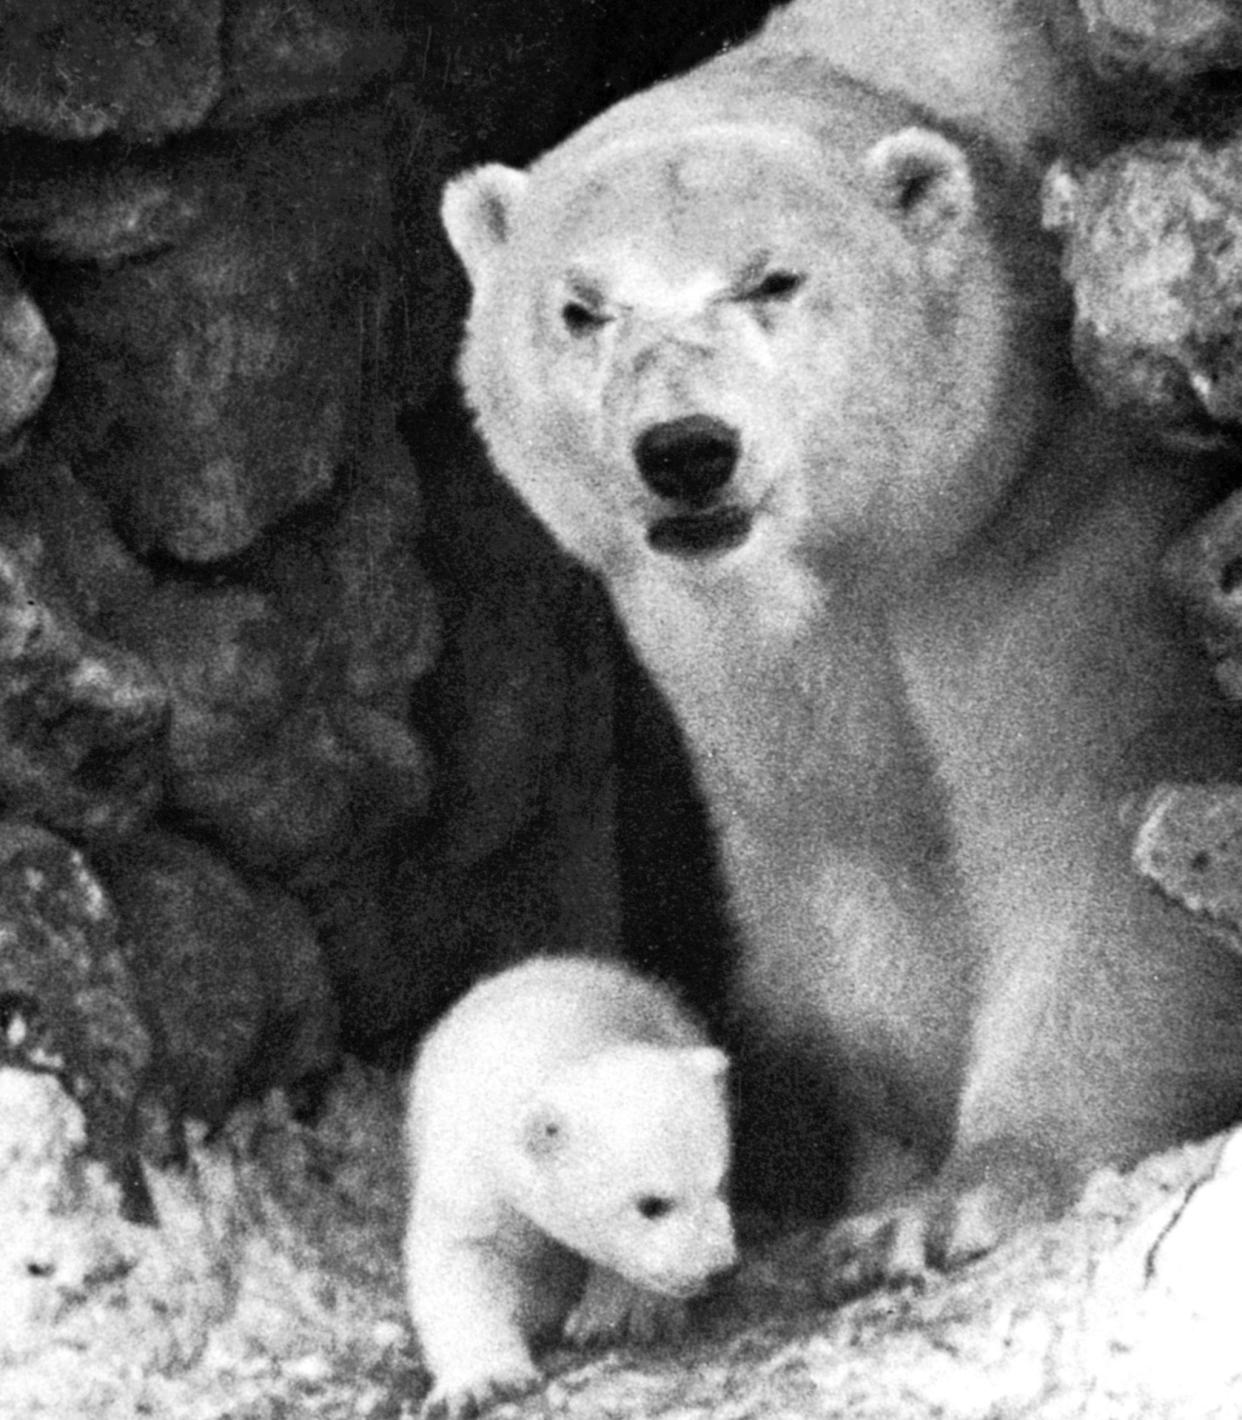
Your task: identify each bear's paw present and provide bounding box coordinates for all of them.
[816,1137,1076,1300]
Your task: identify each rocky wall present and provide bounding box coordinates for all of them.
[1045,1,1242,932]
[4,3,1242,1415]
[0,0,772,1213]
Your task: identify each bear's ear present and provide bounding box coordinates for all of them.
[441,164,529,282]
[682,1047,729,1082]
[520,1099,569,1164]
[864,127,975,244]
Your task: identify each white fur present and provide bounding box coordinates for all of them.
[438,0,1242,1283]
[404,958,734,1419]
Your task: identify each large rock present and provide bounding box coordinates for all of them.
[0,452,154,629]
[36,107,391,563]
[218,0,410,124]
[0,0,412,143]
[0,823,153,1221]
[97,832,339,1134]
[1077,0,1242,82]
[1045,138,1242,442]
[0,525,167,842]
[113,414,437,876]
[0,258,55,457]
[0,1,221,142]
[118,583,301,779]
[0,146,211,266]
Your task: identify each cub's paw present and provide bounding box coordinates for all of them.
[419,1359,542,1420]
[817,1138,1076,1301]
[563,1267,687,1349]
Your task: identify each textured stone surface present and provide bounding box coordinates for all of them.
[0,149,209,265]
[1163,485,1242,698]
[1078,0,1242,81]
[0,823,153,1220]
[0,0,412,143]
[0,258,55,455]
[0,0,774,1134]
[0,1069,138,1360]
[0,453,153,629]
[256,413,439,722]
[218,0,410,124]
[0,1,222,142]
[116,415,437,875]
[1134,782,1242,940]
[1045,140,1242,441]
[36,109,391,563]
[97,832,338,1131]
[0,526,167,842]
[117,583,300,778]
[174,698,432,878]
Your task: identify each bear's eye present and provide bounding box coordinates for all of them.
[743,270,804,303]
[635,1194,675,1221]
[561,299,610,336]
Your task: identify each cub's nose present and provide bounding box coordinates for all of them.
[633,416,740,504]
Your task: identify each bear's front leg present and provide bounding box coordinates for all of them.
[562,1265,687,1349]
[815,1135,1074,1299]
[405,1216,544,1420]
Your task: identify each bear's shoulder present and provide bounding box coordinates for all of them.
[753,0,1102,162]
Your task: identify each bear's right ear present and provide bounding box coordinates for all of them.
[441,164,529,282]
[864,127,975,246]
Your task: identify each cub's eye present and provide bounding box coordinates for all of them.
[561,299,610,336]
[635,1194,675,1221]
[743,270,804,303]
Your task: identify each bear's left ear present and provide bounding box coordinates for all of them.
[520,1099,569,1163]
[865,127,975,245]
[441,163,529,284]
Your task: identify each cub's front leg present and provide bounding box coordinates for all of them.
[405,1211,547,1420]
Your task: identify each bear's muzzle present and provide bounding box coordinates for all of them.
[633,415,740,505]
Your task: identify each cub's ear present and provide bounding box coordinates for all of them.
[865,127,974,244]
[682,1047,729,1081]
[441,164,529,282]
[520,1099,569,1163]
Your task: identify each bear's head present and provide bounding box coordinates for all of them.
[512,1043,735,1297]
[442,66,1065,593]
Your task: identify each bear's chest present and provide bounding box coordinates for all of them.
[615,560,940,839]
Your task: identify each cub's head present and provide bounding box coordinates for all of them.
[514,1043,735,1297]
[442,74,1057,585]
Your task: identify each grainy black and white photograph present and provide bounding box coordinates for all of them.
[2,2,1242,1416]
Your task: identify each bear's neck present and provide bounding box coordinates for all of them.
[612,553,946,859]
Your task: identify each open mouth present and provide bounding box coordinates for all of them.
[647,506,754,558]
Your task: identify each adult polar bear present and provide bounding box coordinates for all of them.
[440,0,1242,1279]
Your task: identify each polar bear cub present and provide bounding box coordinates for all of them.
[404,957,735,1420]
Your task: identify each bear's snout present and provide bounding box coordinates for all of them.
[633,416,740,506]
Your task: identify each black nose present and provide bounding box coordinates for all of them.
[633,416,740,504]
